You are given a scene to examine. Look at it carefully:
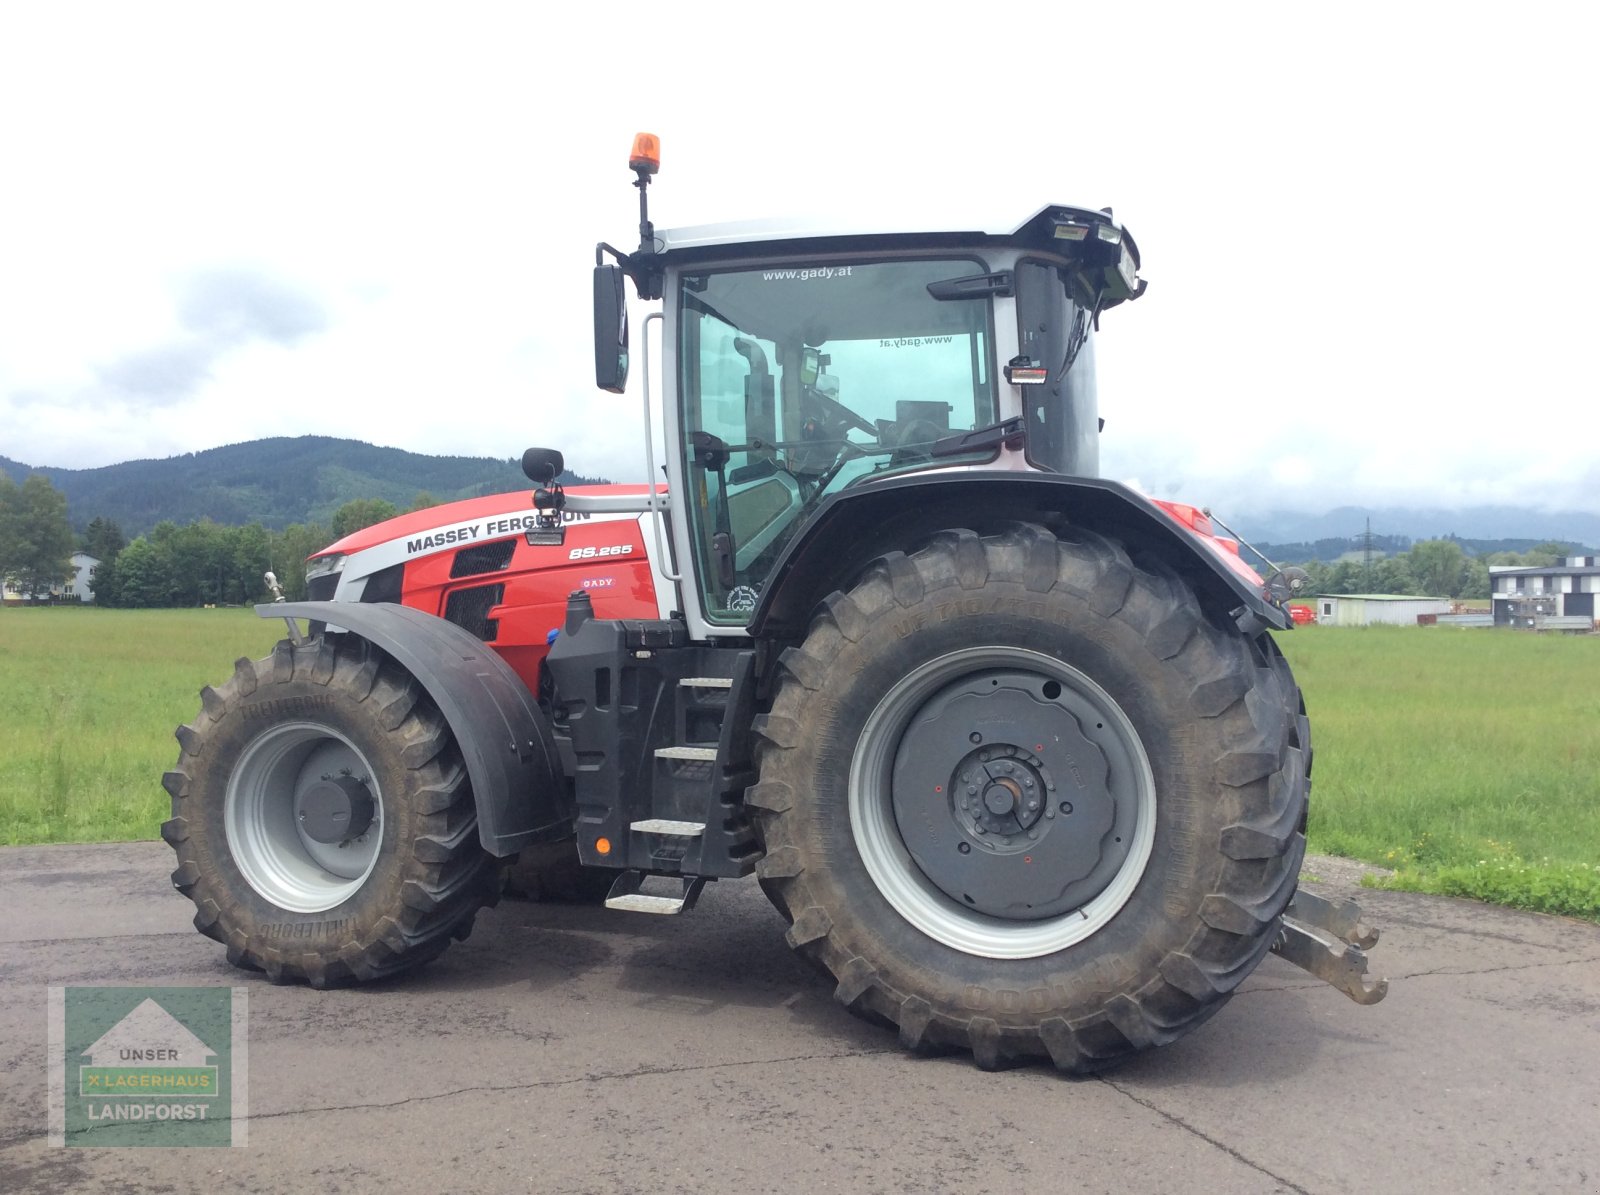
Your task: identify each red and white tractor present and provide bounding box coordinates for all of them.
[164,135,1383,1072]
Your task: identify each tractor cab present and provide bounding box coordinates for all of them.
[594,133,1146,635]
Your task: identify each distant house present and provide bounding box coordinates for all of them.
[1489,556,1600,626]
[0,552,99,605]
[1312,594,1451,626]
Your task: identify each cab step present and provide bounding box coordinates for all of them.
[631,819,706,836]
[655,746,718,761]
[679,677,733,689]
[603,869,706,915]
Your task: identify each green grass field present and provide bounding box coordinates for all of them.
[1275,624,1600,917]
[2,610,1596,917]
[0,608,282,845]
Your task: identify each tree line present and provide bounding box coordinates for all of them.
[1,471,431,606]
[1287,539,1575,601]
[94,495,435,607]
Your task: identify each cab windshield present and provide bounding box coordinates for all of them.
[678,258,997,623]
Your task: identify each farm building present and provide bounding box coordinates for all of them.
[1312,594,1451,626]
[1489,556,1600,627]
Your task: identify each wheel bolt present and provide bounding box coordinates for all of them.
[1027,831,1037,840]
[958,842,972,854]
[975,825,987,834]
[969,732,982,744]
[979,750,990,761]
[1060,801,1073,814]
[1023,778,1034,789]
[967,785,978,795]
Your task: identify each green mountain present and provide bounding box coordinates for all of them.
[0,437,606,535]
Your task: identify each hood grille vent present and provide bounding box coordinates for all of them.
[444,583,504,642]
[451,539,517,578]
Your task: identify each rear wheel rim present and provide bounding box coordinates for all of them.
[225,722,384,914]
[849,647,1156,960]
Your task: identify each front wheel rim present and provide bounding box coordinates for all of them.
[225,722,385,914]
[849,647,1156,960]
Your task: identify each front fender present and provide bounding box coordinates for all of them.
[257,602,567,856]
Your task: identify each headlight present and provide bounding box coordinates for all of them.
[305,554,345,601]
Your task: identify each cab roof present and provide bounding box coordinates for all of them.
[653,204,1138,263]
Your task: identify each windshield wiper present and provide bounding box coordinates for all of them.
[929,417,1024,459]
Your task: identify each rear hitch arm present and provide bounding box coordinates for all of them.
[1272,889,1389,1005]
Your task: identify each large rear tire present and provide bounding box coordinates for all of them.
[749,524,1308,1071]
[161,636,500,986]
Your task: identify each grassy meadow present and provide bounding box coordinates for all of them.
[0,608,283,844]
[1274,624,1600,918]
[1,608,1596,918]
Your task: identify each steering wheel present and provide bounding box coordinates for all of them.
[888,418,947,466]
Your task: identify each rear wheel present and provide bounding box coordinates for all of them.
[749,524,1308,1071]
[162,636,499,986]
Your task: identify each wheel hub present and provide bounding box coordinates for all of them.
[296,774,375,845]
[889,670,1135,921]
[956,747,1048,839]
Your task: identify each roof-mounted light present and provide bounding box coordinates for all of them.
[629,132,660,176]
[1117,243,1138,291]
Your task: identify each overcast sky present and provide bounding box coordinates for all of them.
[2,3,1596,519]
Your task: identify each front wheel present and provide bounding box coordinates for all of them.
[749,524,1308,1071]
[162,636,499,986]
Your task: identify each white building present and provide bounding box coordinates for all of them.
[1311,593,1451,627]
[1489,556,1599,626]
[1,552,100,604]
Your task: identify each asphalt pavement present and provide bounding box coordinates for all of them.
[2,842,1597,1194]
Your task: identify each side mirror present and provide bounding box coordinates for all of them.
[521,447,565,486]
[593,264,629,393]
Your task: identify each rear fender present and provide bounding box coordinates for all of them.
[258,602,568,856]
[749,472,1291,641]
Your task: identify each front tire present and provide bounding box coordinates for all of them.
[749,525,1308,1071]
[161,636,499,986]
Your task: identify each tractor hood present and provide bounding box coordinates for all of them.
[314,485,659,559]
[304,483,667,608]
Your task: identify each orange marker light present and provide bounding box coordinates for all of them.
[595,837,612,856]
[629,132,660,175]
